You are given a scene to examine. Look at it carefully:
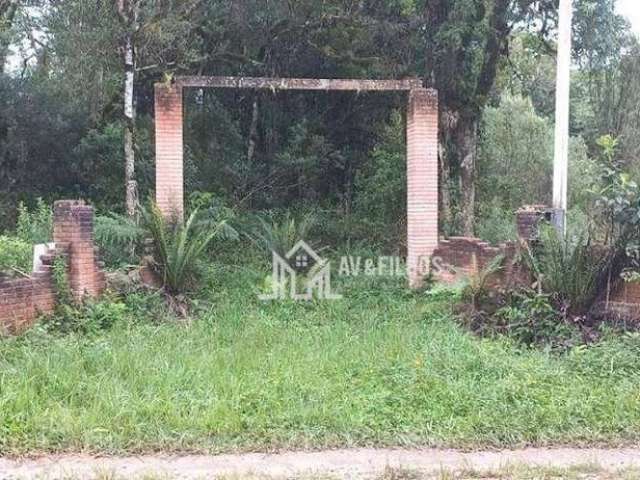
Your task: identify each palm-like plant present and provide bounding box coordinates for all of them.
[250,211,316,257]
[462,254,505,310]
[524,226,609,314]
[142,203,232,294]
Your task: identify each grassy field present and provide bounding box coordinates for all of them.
[2,261,640,454]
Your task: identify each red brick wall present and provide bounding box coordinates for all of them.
[432,237,527,288]
[591,280,640,321]
[431,208,562,287]
[154,83,184,221]
[0,266,55,335]
[407,88,439,288]
[53,200,106,301]
[0,200,105,335]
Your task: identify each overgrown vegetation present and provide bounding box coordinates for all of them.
[524,227,608,315]
[2,265,640,454]
[249,211,317,258]
[0,235,31,277]
[142,203,236,297]
[0,199,53,277]
[1,0,640,458]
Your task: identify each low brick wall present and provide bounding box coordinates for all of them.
[431,206,555,287]
[0,200,105,334]
[591,280,640,322]
[433,237,527,287]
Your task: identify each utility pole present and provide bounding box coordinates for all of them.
[552,0,573,234]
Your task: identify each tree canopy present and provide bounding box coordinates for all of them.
[0,0,636,241]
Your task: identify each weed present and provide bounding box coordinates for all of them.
[2,266,640,453]
[16,198,52,245]
[248,211,317,258]
[0,235,32,276]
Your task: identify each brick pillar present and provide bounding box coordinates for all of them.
[53,200,103,302]
[155,83,184,221]
[407,88,439,288]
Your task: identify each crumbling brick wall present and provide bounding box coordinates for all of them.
[0,200,105,334]
[590,275,640,322]
[431,207,547,287]
[433,237,527,287]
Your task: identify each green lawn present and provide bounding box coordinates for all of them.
[2,262,640,454]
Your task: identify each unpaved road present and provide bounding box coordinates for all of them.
[2,447,640,479]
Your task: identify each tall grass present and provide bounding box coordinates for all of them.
[1,266,640,454]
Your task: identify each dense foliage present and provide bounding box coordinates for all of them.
[0,0,638,349]
[0,0,635,241]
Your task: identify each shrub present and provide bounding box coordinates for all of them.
[474,200,517,244]
[524,226,608,315]
[354,110,406,246]
[16,198,52,244]
[45,254,129,334]
[494,291,581,348]
[187,191,240,244]
[460,287,582,349]
[460,254,505,310]
[47,297,129,335]
[249,210,316,258]
[142,203,231,295]
[478,94,597,214]
[0,236,32,275]
[94,212,146,267]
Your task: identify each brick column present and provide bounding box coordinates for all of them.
[53,200,104,302]
[155,83,184,221]
[407,88,439,288]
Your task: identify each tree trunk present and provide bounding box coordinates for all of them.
[440,108,478,236]
[243,95,259,206]
[0,44,7,75]
[123,31,137,217]
[438,140,452,236]
[458,116,477,237]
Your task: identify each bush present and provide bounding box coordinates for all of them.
[0,236,32,275]
[94,212,146,267]
[460,287,582,349]
[477,94,598,215]
[248,210,316,258]
[494,291,581,348]
[142,203,231,295]
[16,198,52,244]
[354,110,406,247]
[47,297,130,335]
[474,199,517,244]
[524,226,609,315]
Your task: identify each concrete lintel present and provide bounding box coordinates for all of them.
[172,76,425,92]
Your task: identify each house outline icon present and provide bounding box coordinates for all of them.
[259,240,342,301]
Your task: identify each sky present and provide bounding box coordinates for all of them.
[617,0,640,36]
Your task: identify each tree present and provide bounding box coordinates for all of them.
[115,0,139,217]
[477,94,595,213]
[421,0,559,234]
[0,0,19,74]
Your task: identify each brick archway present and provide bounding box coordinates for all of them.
[154,76,438,287]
